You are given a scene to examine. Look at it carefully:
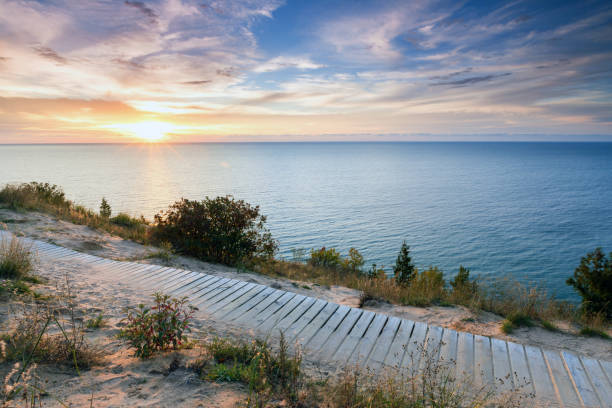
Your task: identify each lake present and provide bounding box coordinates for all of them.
[2,142,611,300]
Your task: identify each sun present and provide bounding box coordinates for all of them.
[111,121,175,142]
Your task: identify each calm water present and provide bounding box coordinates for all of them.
[2,142,611,300]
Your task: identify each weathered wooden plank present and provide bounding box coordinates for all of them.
[270,297,318,335]
[124,265,172,280]
[348,313,388,366]
[209,284,266,316]
[401,321,428,373]
[318,308,364,361]
[506,341,532,393]
[173,275,217,296]
[189,278,233,304]
[490,337,513,393]
[164,272,206,293]
[524,345,558,404]
[600,360,612,386]
[366,316,401,370]
[419,325,443,371]
[384,319,415,368]
[563,351,602,408]
[332,310,375,363]
[474,335,494,388]
[293,302,339,346]
[438,328,458,370]
[222,287,278,321]
[580,356,612,407]
[283,299,329,343]
[455,331,474,382]
[542,349,582,407]
[147,270,196,290]
[136,268,186,287]
[256,293,303,331]
[200,281,251,310]
[233,290,289,325]
[305,305,351,353]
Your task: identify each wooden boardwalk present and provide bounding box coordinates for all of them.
[3,231,611,407]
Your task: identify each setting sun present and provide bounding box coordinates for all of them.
[108,122,175,142]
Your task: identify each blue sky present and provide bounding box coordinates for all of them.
[0,0,610,142]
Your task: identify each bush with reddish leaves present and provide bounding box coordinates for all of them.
[120,292,196,359]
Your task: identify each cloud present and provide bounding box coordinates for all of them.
[253,56,323,72]
[124,1,158,22]
[181,80,212,85]
[32,46,67,64]
[432,73,512,87]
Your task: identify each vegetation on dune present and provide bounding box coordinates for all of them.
[0,236,34,279]
[120,292,196,359]
[567,247,611,319]
[151,196,277,266]
[0,182,149,243]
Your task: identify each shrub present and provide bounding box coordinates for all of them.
[342,247,365,273]
[120,292,196,358]
[0,182,67,210]
[99,197,111,218]
[309,247,342,269]
[579,327,610,339]
[152,196,277,266]
[110,212,142,228]
[449,266,478,303]
[567,248,612,318]
[367,263,386,280]
[393,241,415,286]
[0,237,35,279]
[86,313,105,329]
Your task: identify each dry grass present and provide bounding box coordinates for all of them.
[0,237,35,279]
[0,182,148,243]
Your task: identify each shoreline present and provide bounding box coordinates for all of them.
[1,207,610,361]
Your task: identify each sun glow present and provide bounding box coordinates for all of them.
[108,121,176,142]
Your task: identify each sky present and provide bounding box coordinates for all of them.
[0,0,611,143]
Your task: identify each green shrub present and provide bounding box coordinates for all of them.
[579,327,610,339]
[110,212,142,228]
[120,292,196,358]
[0,182,68,210]
[309,247,342,269]
[367,263,386,280]
[86,313,105,329]
[393,241,415,286]
[99,197,111,218]
[342,247,365,272]
[152,196,277,266]
[0,237,35,279]
[567,248,612,318]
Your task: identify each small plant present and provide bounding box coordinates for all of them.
[541,320,558,331]
[579,327,610,339]
[567,248,612,318]
[147,241,174,262]
[86,313,105,329]
[0,237,35,279]
[309,247,342,269]
[342,247,365,273]
[393,241,415,286]
[99,197,111,218]
[110,212,142,228]
[120,292,196,358]
[367,263,386,280]
[501,312,534,334]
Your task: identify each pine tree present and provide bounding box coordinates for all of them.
[394,241,415,286]
[567,248,612,318]
[99,197,111,218]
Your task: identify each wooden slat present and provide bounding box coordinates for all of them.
[542,350,582,407]
[190,278,233,305]
[201,281,252,310]
[256,293,304,331]
[507,341,533,393]
[318,308,363,361]
[384,319,415,368]
[439,328,458,369]
[491,337,513,393]
[456,331,474,381]
[164,272,206,293]
[524,345,558,404]
[234,290,290,325]
[187,276,223,296]
[348,313,387,365]
[283,299,329,343]
[294,302,339,345]
[222,287,278,321]
[419,325,443,371]
[267,296,317,335]
[173,275,217,296]
[304,305,351,353]
[401,321,428,373]
[474,334,494,388]
[149,270,198,290]
[563,351,602,407]
[209,284,265,316]
[600,360,612,385]
[332,310,375,363]
[366,316,401,370]
[581,357,612,407]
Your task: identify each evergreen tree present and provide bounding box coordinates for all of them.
[99,197,111,218]
[567,248,612,318]
[394,241,415,286]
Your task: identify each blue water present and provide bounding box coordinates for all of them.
[2,142,611,300]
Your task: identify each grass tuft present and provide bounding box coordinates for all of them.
[0,237,35,279]
[579,327,610,339]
